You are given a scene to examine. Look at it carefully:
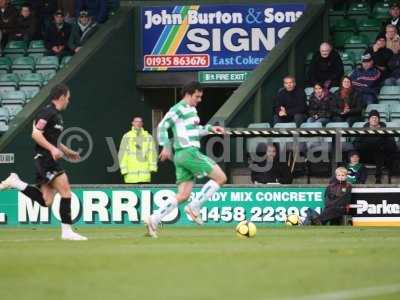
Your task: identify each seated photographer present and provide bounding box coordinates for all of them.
[249,143,293,184]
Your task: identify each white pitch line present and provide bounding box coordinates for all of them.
[0,238,56,242]
[282,283,400,300]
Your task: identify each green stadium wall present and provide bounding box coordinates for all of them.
[0,1,328,184]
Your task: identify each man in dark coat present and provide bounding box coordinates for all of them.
[0,0,17,48]
[381,2,400,34]
[12,4,39,42]
[273,76,307,127]
[308,42,344,88]
[249,143,293,184]
[44,9,72,57]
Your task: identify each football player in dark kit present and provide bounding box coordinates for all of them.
[0,84,87,240]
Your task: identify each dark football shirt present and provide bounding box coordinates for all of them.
[34,102,64,155]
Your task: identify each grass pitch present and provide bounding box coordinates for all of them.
[0,227,399,300]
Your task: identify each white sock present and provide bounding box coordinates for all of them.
[152,197,178,225]
[15,180,28,191]
[190,180,220,212]
[61,223,73,234]
[10,174,28,191]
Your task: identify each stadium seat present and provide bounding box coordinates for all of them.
[1,90,26,118]
[27,40,46,60]
[331,19,357,48]
[36,69,57,85]
[0,106,8,122]
[386,120,400,127]
[373,1,391,20]
[389,103,400,120]
[347,1,371,23]
[352,121,366,128]
[364,103,390,120]
[0,73,19,93]
[0,107,9,133]
[60,56,73,68]
[0,57,12,74]
[304,87,313,100]
[35,56,59,71]
[3,40,27,60]
[248,122,270,128]
[379,100,400,107]
[326,122,349,128]
[343,34,370,58]
[330,86,339,94]
[273,122,297,129]
[0,122,9,134]
[339,51,355,75]
[11,56,35,76]
[357,18,381,44]
[329,2,347,25]
[247,123,270,154]
[35,56,58,84]
[378,85,400,101]
[19,73,43,101]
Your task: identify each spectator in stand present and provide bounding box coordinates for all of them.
[249,143,293,184]
[0,0,17,48]
[273,76,307,127]
[349,54,381,106]
[346,150,367,184]
[354,110,397,184]
[385,39,400,85]
[76,0,108,24]
[333,76,363,125]
[364,36,393,79]
[12,3,39,43]
[308,42,344,89]
[307,82,339,126]
[68,9,97,54]
[384,24,400,54]
[44,9,72,58]
[382,2,400,34]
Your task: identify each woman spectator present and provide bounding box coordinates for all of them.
[307,83,338,126]
[333,76,363,125]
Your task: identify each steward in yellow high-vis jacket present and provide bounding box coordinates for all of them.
[118,117,157,183]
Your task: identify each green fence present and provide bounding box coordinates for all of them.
[0,185,324,227]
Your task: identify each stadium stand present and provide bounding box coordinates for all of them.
[0,0,118,135]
